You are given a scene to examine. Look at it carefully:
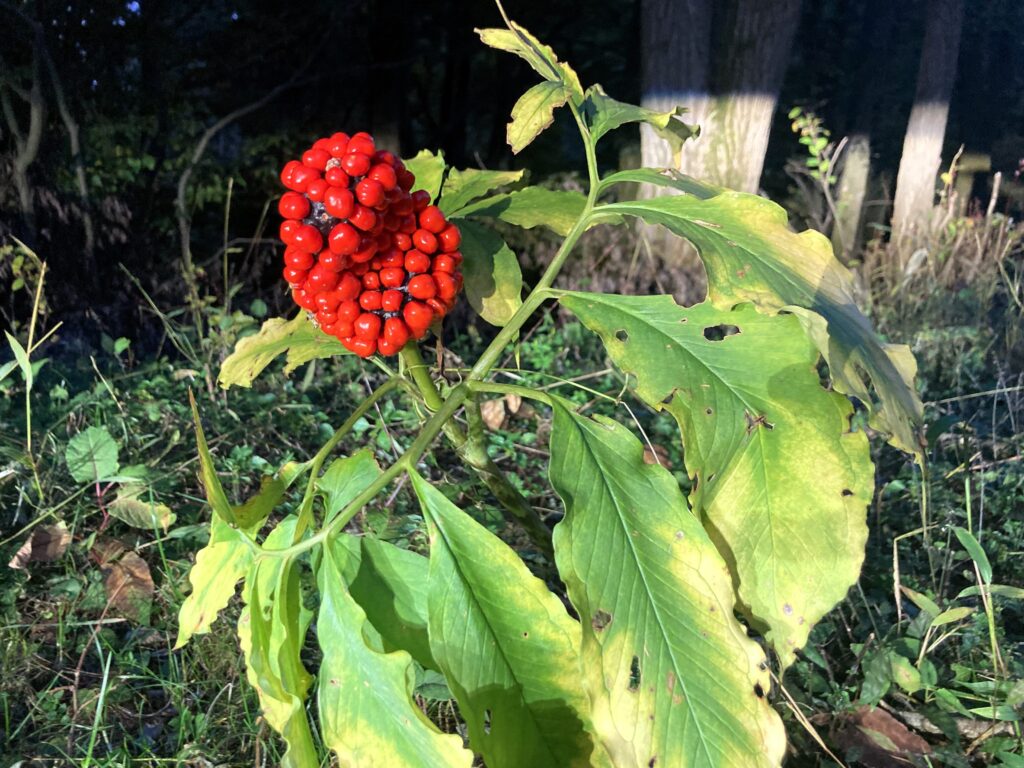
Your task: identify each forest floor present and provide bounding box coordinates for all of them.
[1,223,1023,767]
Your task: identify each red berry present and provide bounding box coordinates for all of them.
[313,137,332,152]
[426,297,448,317]
[393,232,413,251]
[432,254,457,274]
[354,312,382,340]
[348,133,376,156]
[284,247,313,270]
[434,271,457,301]
[397,169,415,191]
[337,272,362,301]
[383,317,409,349]
[382,289,403,312]
[328,132,351,157]
[280,160,303,189]
[316,291,342,313]
[379,267,405,287]
[283,265,308,285]
[325,166,350,187]
[351,238,378,263]
[362,271,381,290]
[359,290,383,311]
[280,219,300,244]
[411,190,432,212]
[324,187,355,220]
[306,178,328,203]
[438,224,461,252]
[368,163,398,191]
[307,264,340,292]
[319,251,348,272]
[349,336,377,357]
[342,152,371,177]
[407,274,437,300]
[350,205,377,232]
[356,178,385,207]
[293,288,317,311]
[392,196,414,216]
[419,205,447,234]
[405,250,431,273]
[379,247,405,268]
[329,222,360,255]
[290,164,319,192]
[278,191,310,219]
[303,148,331,170]
[338,300,361,323]
[413,229,438,254]
[374,150,398,166]
[292,224,323,254]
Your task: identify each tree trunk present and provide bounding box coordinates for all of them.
[637,0,800,302]
[891,0,965,242]
[831,134,870,261]
[1,45,45,244]
[704,0,802,193]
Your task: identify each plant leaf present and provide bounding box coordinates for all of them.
[4,331,32,389]
[457,221,523,326]
[455,187,587,236]
[598,168,719,199]
[233,460,309,532]
[410,470,606,768]
[218,313,348,389]
[65,426,120,484]
[7,522,71,569]
[548,399,785,768]
[404,149,447,202]
[597,191,924,456]
[237,518,317,768]
[335,534,435,670]
[102,550,154,624]
[559,294,873,666]
[317,449,382,525]
[507,81,569,154]
[175,514,254,648]
[190,390,237,527]
[476,22,583,99]
[584,87,697,157]
[108,486,176,531]
[316,537,472,767]
[953,527,993,584]
[439,167,525,216]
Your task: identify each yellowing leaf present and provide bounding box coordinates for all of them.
[411,471,607,768]
[476,22,583,99]
[439,167,525,216]
[108,486,176,531]
[560,294,873,666]
[218,313,348,389]
[316,537,472,768]
[583,86,698,159]
[456,187,587,236]
[175,515,254,648]
[598,190,924,456]
[507,81,569,154]
[548,400,785,768]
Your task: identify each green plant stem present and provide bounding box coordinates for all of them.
[291,377,401,542]
[264,101,600,561]
[400,345,553,557]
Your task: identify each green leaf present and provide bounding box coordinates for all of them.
[65,426,120,484]
[559,294,873,666]
[5,331,32,389]
[931,606,974,627]
[507,81,569,155]
[237,518,317,767]
[583,86,697,157]
[599,168,719,199]
[457,221,523,326]
[548,400,786,768]
[189,390,237,527]
[233,460,309,532]
[316,537,473,767]
[317,449,382,525]
[597,190,924,456]
[476,22,583,100]
[336,534,436,671]
[958,584,1024,600]
[455,186,587,236]
[889,653,922,694]
[108,485,176,530]
[403,149,446,202]
[900,586,941,619]
[953,527,993,584]
[218,313,348,389]
[410,471,606,768]
[439,167,525,216]
[175,514,253,648]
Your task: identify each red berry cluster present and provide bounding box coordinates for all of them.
[278,131,463,357]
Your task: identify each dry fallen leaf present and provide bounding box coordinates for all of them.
[480,398,507,430]
[102,551,155,624]
[835,706,931,767]
[8,522,71,569]
[642,444,671,466]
